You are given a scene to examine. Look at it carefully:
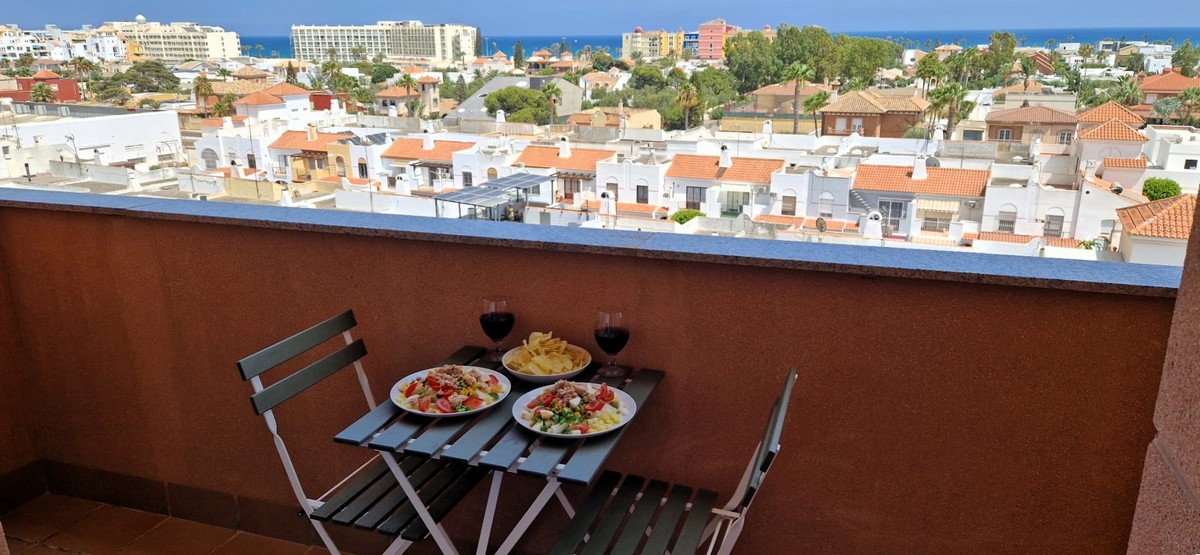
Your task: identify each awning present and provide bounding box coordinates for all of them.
[296,151,328,160]
[434,186,511,209]
[486,172,554,191]
[412,160,453,169]
[916,199,960,213]
[552,171,595,180]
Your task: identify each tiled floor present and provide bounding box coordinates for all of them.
[1,494,338,555]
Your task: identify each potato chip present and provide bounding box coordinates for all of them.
[508,332,586,375]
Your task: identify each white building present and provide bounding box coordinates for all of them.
[0,100,181,167]
[290,21,477,67]
[105,16,240,64]
[1115,194,1195,266]
[1143,125,1200,194]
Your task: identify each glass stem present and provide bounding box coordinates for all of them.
[609,355,617,367]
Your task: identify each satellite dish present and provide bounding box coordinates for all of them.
[1112,183,1124,195]
[867,210,882,221]
[815,217,828,232]
[926,156,941,167]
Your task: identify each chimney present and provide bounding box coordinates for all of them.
[423,129,434,150]
[496,109,506,123]
[1021,99,1030,107]
[387,104,398,117]
[559,136,571,158]
[306,123,318,143]
[912,154,928,180]
[222,116,233,128]
[1084,159,1098,180]
[718,144,733,168]
[762,119,773,136]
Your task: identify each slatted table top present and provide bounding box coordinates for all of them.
[335,346,663,486]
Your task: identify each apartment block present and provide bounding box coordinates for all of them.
[105,16,240,64]
[290,21,477,67]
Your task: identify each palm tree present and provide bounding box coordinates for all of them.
[1106,77,1145,106]
[1179,87,1200,125]
[350,86,373,114]
[138,97,161,110]
[930,83,968,137]
[351,45,367,61]
[541,82,562,123]
[192,75,213,111]
[211,94,237,117]
[254,44,265,59]
[326,47,339,62]
[803,90,830,137]
[779,62,815,134]
[322,61,343,93]
[270,50,279,59]
[1153,97,1183,124]
[29,82,56,103]
[217,68,232,80]
[1019,56,1036,90]
[1078,44,1094,64]
[675,83,699,130]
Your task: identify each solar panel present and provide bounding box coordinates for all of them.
[435,186,512,209]
[486,172,553,191]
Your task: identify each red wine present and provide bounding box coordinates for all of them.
[480,312,515,341]
[593,327,630,355]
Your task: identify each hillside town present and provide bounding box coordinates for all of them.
[3,17,1200,265]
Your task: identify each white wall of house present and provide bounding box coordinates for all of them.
[1074,182,1137,241]
[452,146,520,188]
[1120,234,1189,266]
[10,109,182,166]
[594,157,670,207]
[1076,139,1146,172]
[982,180,1077,237]
[334,188,440,217]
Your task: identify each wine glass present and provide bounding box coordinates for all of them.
[594,308,630,378]
[479,298,514,362]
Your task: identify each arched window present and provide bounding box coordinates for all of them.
[246,153,256,169]
[487,167,498,180]
[335,156,346,177]
[997,204,1018,233]
[201,149,218,170]
[818,192,835,218]
[605,178,618,202]
[357,157,368,178]
[1044,207,1066,238]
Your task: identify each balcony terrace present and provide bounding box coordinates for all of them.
[0,188,1196,553]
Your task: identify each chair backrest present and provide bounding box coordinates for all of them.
[237,309,370,415]
[740,366,798,508]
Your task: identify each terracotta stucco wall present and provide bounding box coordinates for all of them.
[0,207,1176,553]
[1126,201,1200,552]
[0,235,34,477]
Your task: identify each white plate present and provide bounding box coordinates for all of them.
[502,344,593,384]
[390,366,511,417]
[511,382,637,438]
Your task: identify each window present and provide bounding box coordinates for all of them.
[997,129,1013,141]
[879,200,906,231]
[462,171,472,187]
[1186,159,1198,170]
[1044,214,1064,238]
[1058,131,1073,144]
[998,210,1017,233]
[201,149,218,170]
[818,192,835,218]
[781,195,797,216]
[358,159,369,179]
[835,117,847,131]
[531,184,541,195]
[636,185,648,204]
[685,186,706,210]
[562,179,581,200]
[335,156,346,177]
[307,159,316,170]
[723,191,750,215]
[246,153,256,169]
[851,118,863,133]
[278,155,289,169]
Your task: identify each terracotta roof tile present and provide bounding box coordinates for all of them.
[986,104,1077,124]
[819,90,928,115]
[376,85,420,98]
[210,80,271,96]
[1077,101,1145,125]
[381,138,475,162]
[751,81,832,97]
[1077,119,1147,142]
[994,80,1045,96]
[976,232,1082,248]
[515,145,614,173]
[200,115,248,127]
[1103,156,1147,169]
[1139,70,1200,93]
[268,130,353,152]
[665,154,785,184]
[852,164,989,197]
[232,65,270,78]
[262,82,310,97]
[232,91,284,106]
[31,70,61,79]
[583,200,667,215]
[1116,194,1195,239]
[417,76,440,84]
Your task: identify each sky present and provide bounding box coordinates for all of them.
[4,0,1199,36]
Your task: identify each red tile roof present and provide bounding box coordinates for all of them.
[200,115,249,127]
[1103,156,1147,169]
[31,70,61,79]
[268,130,353,152]
[1116,194,1195,239]
[1076,119,1147,142]
[417,76,440,84]
[818,90,929,115]
[985,104,1077,124]
[1140,70,1200,93]
[665,154,784,184]
[852,164,990,197]
[262,82,310,97]
[380,138,475,161]
[232,91,284,106]
[583,200,667,216]
[376,85,420,98]
[1077,101,1145,125]
[515,145,615,173]
[751,81,832,97]
[976,232,1082,248]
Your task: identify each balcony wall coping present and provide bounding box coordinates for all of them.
[0,189,1181,298]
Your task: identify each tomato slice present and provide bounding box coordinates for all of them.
[585,400,605,413]
[571,424,590,434]
[598,384,615,402]
[418,397,431,412]
[426,376,440,389]
[487,374,499,386]
[464,397,484,410]
[403,381,419,397]
[526,398,542,409]
[435,398,452,413]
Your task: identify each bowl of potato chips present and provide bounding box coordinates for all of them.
[502,331,592,384]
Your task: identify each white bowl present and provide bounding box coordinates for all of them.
[502,344,592,384]
[390,366,511,417]
[511,382,637,438]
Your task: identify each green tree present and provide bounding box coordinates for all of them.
[326,47,339,61]
[351,45,367,61]
[779,62,814,134]
[803,90,830,137]
[832,35,900,86]
[192,75,213,110]
[454,74,469,103]
[474,33,483,57]
[1173,40,1199,77]
[1180,87,1200,124]
[1019,56,1036,90]
[484,86,550,124]
[29,82,56,103]
[929,83,968,136]
[1153,97,1183,123]
[630,66,666,90]
[122,60,180,92]
[270,50,279,58]
[671,209,704,224]
[689,68,738,107]
[773,24,837,82]
[1143,178,1182,201]
[137,97,160,110]
[592,52,614,71]
[513,40,525,69]
[1106,76,1145,105]
[211,93,237,117]
[984,31,1018,83]
[1078,44,1094,64]
[350,87,373,113]
[254,44,265,58]
[724,31,779,93]
[285,62,299,85]
[217,68,231,79]
[915,53,944,97]
[676,83,700,130]
[16,53,33,69]
[541,82,562,122]
[371,64,397,84]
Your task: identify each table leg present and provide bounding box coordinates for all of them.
[475,472,502,555]
[493,479,560,555]
[381,452,459,555]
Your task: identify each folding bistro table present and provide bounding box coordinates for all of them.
[327,346,663,554]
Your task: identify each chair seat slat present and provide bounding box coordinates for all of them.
[638,485,693,554]
[310,460,391,521]
[547,471,623,555]
[579,475,646,555]
[608,479,670,554]
[399,466,489,541]
[671,489,718,554]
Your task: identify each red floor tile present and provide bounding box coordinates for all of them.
[0,494,101,542]
[43,505,164,554]
[115,518,236,554]
[208,532,312,555]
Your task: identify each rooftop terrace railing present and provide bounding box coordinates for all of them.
[0,188,1184,553]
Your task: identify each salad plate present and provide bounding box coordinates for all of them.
[391,365,510,417]
[512,380,636,438]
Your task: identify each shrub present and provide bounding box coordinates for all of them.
[671,209,704,224]
[1143,177,1182,201]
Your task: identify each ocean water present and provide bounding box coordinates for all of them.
[245,27,1200,61]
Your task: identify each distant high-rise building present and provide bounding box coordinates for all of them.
[621,28,686,60]
[105,16,240,64]
[290,21,478,67]
[697,18,738,61]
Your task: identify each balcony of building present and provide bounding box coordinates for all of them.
[0,188,1197,554]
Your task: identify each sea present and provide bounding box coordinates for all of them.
[244,27,1200,60]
